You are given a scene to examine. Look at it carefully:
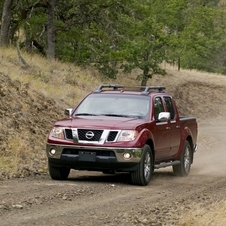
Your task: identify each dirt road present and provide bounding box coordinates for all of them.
[1,121,226,226]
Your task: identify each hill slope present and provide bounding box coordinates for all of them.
[0,48,226,179]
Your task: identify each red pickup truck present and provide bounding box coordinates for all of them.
[46,84,198,186]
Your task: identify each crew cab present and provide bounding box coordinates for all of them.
[46,84,198,186]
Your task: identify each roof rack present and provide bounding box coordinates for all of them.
[141,86,165,95]
[94,84,166,94]
[94,84,123,92]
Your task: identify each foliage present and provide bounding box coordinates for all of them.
[1,0,226,81]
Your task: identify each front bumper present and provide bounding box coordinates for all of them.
[46,143,143,171]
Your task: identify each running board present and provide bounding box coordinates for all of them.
[155,160,180,169]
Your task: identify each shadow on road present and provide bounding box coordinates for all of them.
[66,169,175,185]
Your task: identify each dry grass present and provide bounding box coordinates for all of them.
[0,47,103,107]
[2,46,226,111]
[0,134,30,172]
[178,200,226,226]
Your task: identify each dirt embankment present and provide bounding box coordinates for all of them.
[0,73,66,179]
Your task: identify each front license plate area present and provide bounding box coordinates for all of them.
[79,151,96,162]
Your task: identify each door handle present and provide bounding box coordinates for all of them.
[166,127,170,130]
[176,125,180,129]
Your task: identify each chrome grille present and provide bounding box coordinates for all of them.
[64,128,119,142]
[78,129,103,141]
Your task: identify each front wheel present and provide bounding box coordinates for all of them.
[130,145,153,186]
[173,140,192,176]
[48,161,70,180]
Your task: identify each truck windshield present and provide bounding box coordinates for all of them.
[73,93,150,119]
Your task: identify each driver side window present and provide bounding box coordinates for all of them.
[154,97,164,120]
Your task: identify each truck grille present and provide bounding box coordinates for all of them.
[107,131,118,141]
[65,129,73,139]
[78,129,102,141]
[64,129,119,142]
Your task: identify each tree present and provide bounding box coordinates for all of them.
[54,0,133,78]
[0,0,13,47]
[1,0,226,76]
[0,0,49,53]
[178,3,226,72]
[119,1,167,86]
[47,0,55,59]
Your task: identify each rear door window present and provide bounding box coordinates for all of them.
[154,97,164,120]
[164,97,175,120]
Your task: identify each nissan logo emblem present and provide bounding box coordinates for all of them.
[85,131,94,139]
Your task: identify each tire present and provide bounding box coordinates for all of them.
[130,144,153,186]
[173,140,192,176]
[48,161,70,180]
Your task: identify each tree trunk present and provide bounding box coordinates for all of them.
[0,0,13,47]
[141,66,149,87]
[47,0,55,59]
[178,57,180,71]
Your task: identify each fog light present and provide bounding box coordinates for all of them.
[123,152,131,160]
[50,149,56,156]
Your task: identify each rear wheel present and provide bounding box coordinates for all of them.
[48,161,70,180]
[130,145,153,186]
[173,140,192,176]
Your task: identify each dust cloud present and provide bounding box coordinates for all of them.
[192,122,226,176]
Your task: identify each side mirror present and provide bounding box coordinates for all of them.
[64,108,73,117]
[158,112,170,122]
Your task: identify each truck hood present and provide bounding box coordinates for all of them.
[54,116,145,130]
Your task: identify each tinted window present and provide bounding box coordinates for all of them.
[154,97,164,120]
[164,97,175,119]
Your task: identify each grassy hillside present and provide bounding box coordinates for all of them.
[1,47,226,225]
[1,47,226,178]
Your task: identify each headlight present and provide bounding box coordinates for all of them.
[117,130,138,142]
[51,127,65,139]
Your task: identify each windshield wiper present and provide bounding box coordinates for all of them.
[101,113,127,117]
[102,113,140,118]
[74,113,142,118]
[74,113,98,116]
